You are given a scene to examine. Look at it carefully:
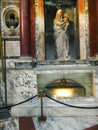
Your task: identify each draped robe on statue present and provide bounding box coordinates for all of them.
[53,22,69,60]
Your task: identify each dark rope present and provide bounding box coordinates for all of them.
[46,94,98,109]
[0,95,38,110]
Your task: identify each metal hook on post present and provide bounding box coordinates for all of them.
[38,90,46,122]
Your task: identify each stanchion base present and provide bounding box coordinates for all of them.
[38,116,46,122]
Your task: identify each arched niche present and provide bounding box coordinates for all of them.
[37,72,93,97]
[37,0,86,61]
[5,9,19,29]
[1,5,20,37]
[45,79,86,98]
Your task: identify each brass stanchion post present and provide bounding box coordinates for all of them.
[38,90,46,122]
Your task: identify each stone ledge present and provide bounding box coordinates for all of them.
[15,61,36,69]
[37,59,98,66]
[11,106,98,117]
[1,59,98,69]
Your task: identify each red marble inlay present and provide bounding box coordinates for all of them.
[88,0,98,56]
[19,117,36,130]
[30,0,36,58]
[20,0,30,56]
[78,0,85,14]
[84,125,98,130]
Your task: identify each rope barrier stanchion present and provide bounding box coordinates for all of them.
[46,94,98,109]
[38,91,46,122]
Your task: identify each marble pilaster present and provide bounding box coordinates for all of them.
[20,0,30,56]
